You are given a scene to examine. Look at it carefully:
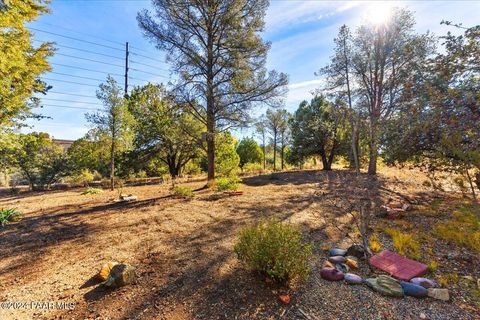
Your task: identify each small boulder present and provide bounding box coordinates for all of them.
[345,258,358,269]
[328,256,346,264]
[329,248,347,257]
[427,288,449,301]
[345,273,363,284]
[335,263,349,273]
[279,294,291,305]
[320,268,344,281]
[104,263,135,288]
[400,281,428,298]
[410,277,437,289]
[346,244,365,259]
[98,261,118,281]
[365,275,404,297]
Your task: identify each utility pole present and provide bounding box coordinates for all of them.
[124,41,129,97]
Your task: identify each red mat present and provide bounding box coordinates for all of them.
[369,250,427,281]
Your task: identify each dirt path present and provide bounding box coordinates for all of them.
[0,170,478,319]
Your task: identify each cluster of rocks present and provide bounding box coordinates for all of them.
[320,246,449,301]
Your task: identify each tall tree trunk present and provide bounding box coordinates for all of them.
[273,131,277,171]
[206,16,215,186]
[110,138,115,191]
[466,169,477,201]
[351,120,360,174]
[280,132,284,171]
[262,134,266,170]
[367,118,377,175]
[321,153,331,170]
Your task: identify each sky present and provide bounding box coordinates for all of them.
[23,0,480,140]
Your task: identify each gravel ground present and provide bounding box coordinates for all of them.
[0,169,478,319]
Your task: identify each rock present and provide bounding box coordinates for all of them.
[365,275,404,297]
[104,263,135,288]
[98,261,118,281]
[323,260,335,268]
[328,256,346,264]
[427,288,449,301]
[279,294,290,305]
[477,278,480,290]
[345,273,363,284]
[400,281,428,298]
[410,277,437,289]
[402,203,411,211]
[345,258,358,269]
[346,244,365,259]
[329,248,347,257]
[320,268,344,281]
[335,263,349,273]
[420,312,427,320]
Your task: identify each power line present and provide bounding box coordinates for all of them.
[130,59,170,72]
[34,40,124,61]
[48,91,97,99]
[41,98,102,106]
[36,21,126,47]
[51,63,124,77]
[130,67,169,78]
[30,27,124,52]
[55,53,125,68]
[50,72,106,82]
[129,50,168,65]
[42,78,99,88]
[40,104,101,111]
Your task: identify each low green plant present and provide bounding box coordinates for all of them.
[172,186,194,198]
[435,205,480,253]
[0,208,22,226]
[384,227,421,260]
[81,187,104,195]
[216,176,241,192]
[234,221,313,283]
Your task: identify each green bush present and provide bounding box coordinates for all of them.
[0,208,22,226]
[172,186,194,198]
[81,187,104,195]
[242,162,264,174]
[216,176,241,192]
[234,221,313,283]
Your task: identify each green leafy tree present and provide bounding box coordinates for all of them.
[7,132,67,190]
[86,76,133,190]
[127,84,203,178]
[236,137,263,168]
[67,131,110,177]
[289,96,343,171]
[201,132,240,176]
[0,0,55,127]
[137,0,288,185]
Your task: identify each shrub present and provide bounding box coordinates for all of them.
[428,260,439,272]
[242,162,264,174]
[66,169,95,186]
[81,187,104,195]
[216,176,241,192]
[435,205,480,253]
[234,221,313,283]
[369,233,382,253]
[0,208,22,226]
[172,186,194,198]
[384,227,421,260]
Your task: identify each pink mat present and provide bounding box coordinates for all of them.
[369,250,427,281]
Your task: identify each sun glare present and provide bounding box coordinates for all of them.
[366,2,394,25]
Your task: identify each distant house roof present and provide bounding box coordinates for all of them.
[52,139,75,151]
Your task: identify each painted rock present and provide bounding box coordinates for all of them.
[279,294,291,305]
[329,248,347,257]
[346,244,365,259]
[98,261,119,281]
[335,263,349,273]
[345,258,358,269]
[328,256,346,264]
[104,263,135,288]
[345,273,363,284]
[365,275,404,297]
[400,281,428,298]
[410,277,437,289]
[323,260,335,268]
[427,288,449,301]
[320,268,344,281]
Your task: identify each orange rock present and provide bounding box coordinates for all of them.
[346,258,358,269]
[323,260,335,268]
[98,261,119,281]
[279,294,291,305]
